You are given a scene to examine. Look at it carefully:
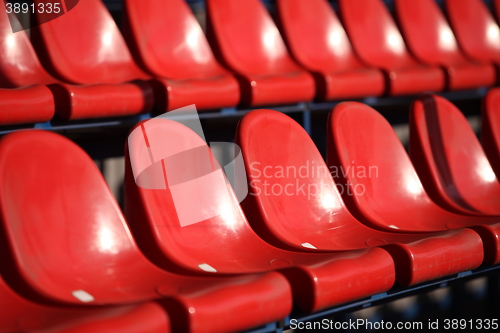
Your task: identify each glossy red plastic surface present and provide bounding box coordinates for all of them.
[122,0,240,112]
[48,82,153,120]
[445,0,500,67]
[0,13,54,87]
[410,94,500,216]
[483,88,500,179]
[338,0,445,95]
[236,109,483,286]
[276,0,385,100]
[125,119,395,311]
[0,131,293,333]
[206,0,315,106]
[0,86,54,125]
[32,0,146,84]
[327,101,500,232]
[394,0,495,90]
[0,272,170,333]
[0,10,55,125]
[327,102,500,264]
[30,0,153,120]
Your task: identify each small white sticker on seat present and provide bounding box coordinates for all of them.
[198,263,217,272]
[72,290,95,303]
[301,243,317,249]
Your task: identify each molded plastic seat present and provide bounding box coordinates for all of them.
[206,0,315,106]
[409,94,500,216]
[327,102,500,265]
[276,0,385,100]
[0,11,55,125]
[0,277,170,333]
[483,88,500,179]
[445,0,500,72]
[30,0,153,120]
[125,117,395,312]
[338,0,445,96]
[394,0,496,90]
[0,130,292,333]
[122,0,240,112]
[235,109,483,286]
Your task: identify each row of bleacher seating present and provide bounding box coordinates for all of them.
[1,0,500,125]
[1,87,500,332]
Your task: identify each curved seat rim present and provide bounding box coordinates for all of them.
[410,94,500,216]
[328,101,500,233]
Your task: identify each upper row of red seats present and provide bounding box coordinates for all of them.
[0,0,499,125]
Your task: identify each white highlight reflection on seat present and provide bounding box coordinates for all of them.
[198,263,217,272]
[72,290,95,303]
[301,243,317,249]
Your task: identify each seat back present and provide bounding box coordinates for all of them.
[122,0,227,79]
[276,0,363,73]
[236,109,445,250]
[0,131,170,305]
[125,117,276,273]
[338,0,416,69]
[482,88,500,178]
[395,0,464,66]
[0,9,55,87]
[445,0,500,63]
[31,0,147,84]
[410,95,500,215]
[327,102,440,230]
[235,109,362,249]
[206,0,301,75]
[0,276,168,333]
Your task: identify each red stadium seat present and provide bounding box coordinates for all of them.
[0,11,55,125]
[327,102,500,265]
[125,116,395,312]
[394,0,496,91]
[409,94,500,216]
[445,0,500,72]
[276,0,385,100]
[30,0,153,120]
[205,0,315,106]
[0,130,292,333]
[338,0,445,96]
[483,88,500,179]
[0,280,170,333]
[122,0,240,112]
[236,109,482,286]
